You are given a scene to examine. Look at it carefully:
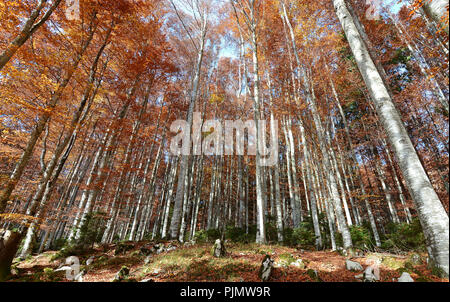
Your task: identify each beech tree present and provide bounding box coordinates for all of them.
[0,0,448,281]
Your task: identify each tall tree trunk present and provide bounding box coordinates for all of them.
[169,14,207,240]
[0,0,63,70]
[422,0,449,33]
[334,0,449,276]
[0,15,97,213]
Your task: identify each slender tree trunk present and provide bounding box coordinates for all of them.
[0,15,97,213]
[169,15,207,240]
[0,0,63,71]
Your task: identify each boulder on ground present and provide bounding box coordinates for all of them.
[113,266,130,282]
[212,239,226,258]
[345,260,363,272]
[153,244,165,255]
[74,269,86,282]
[337,247,348,257]
[259,255,274,282]
[86,256,95,266]
[363,266,380,282]
[55,266,72,273]
[398,272,414,282]
[166,245,177,252]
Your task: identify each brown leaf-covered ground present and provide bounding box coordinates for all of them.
[8,241,449,282]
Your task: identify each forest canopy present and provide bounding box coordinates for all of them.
[0,0,448,283]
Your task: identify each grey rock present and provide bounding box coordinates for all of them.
[166,245,177,252]
[212,239,226,258]
[74,269,86,282]
[363,266,380,282]
[355,273,364,279]
[113,266,130,282]
[86,256,94,266]
[259,255,274,282]
[153,244,165,254]
[398,272,414,282]
[144,256,152,265]
[337,247,348,257]
[345,260,363,272]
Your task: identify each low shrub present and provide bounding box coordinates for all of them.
[381,218,426,252]
[194,228,222,243]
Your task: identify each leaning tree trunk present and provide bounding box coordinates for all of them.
[422,0,449,34]
[0,17,97,213]
[333,0,449,276]
[0,0,63,71]
[301,121,323,249]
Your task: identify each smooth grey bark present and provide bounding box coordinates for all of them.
[178,155,195,242]
[134,148,163,240]
[232,0,266,243]
[18,29,111,257]
[334,0,449,275]
[422,0,449,33]
[300,120,323,249]
[304,69,353,249]
[282,119,301,228]
[327,129,353,227]
[266,75,284,241]
[375,161,400,224]
[103,95,149,242]
[328,76,379,239]
[161,157,179,239]
[381,138,413,223]
[190,153,204,240]
[286,118,303,223]
[169,5,207,239]
[71,80,138,241]
[313,160,336,251]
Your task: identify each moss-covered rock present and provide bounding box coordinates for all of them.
[113,266,130,282]
[382,256,404,270]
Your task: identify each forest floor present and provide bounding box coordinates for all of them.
[7,241,449,282]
